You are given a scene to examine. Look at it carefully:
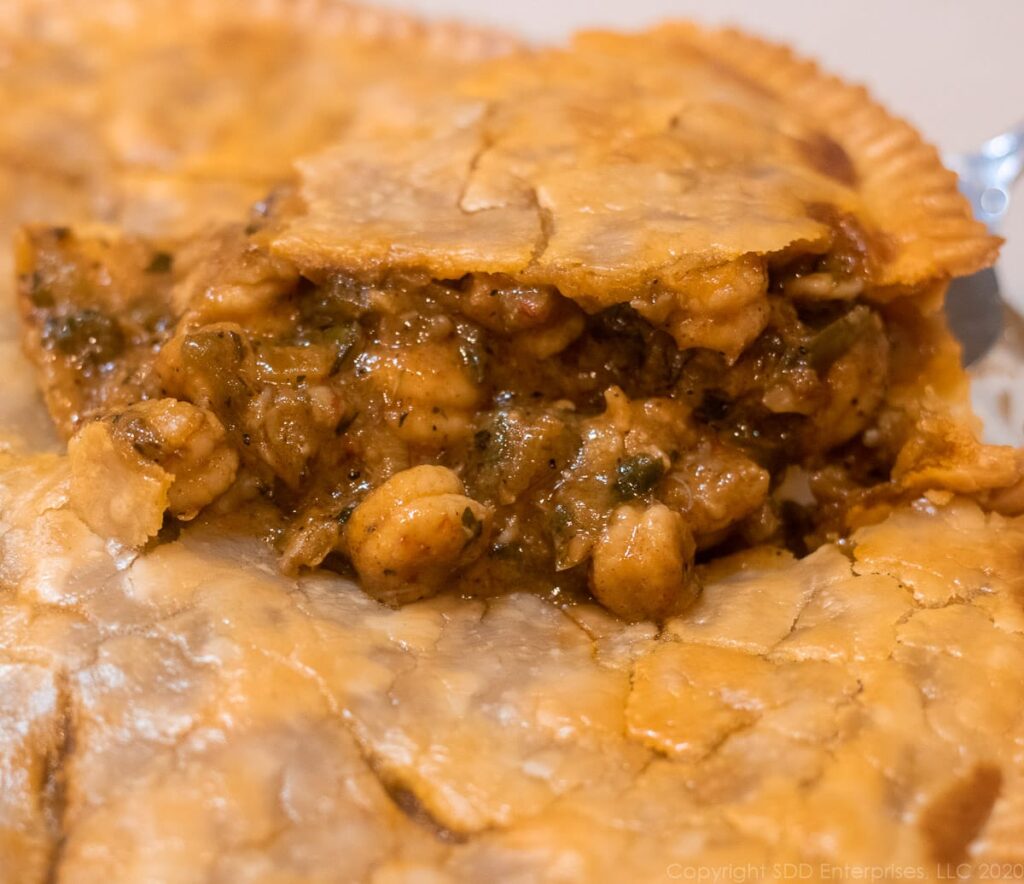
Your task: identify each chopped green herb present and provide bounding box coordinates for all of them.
[614,454,666,500]
[461,506,483,547]
[806,305,871,373]
[326,322,359,376]
[43,309,125,366]
[550,503,573,535]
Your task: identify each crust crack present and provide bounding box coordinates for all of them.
[41,674,74,884]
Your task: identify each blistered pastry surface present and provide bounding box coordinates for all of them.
[1,446,1022,881]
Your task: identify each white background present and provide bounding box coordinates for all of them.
[388,0,1024,312]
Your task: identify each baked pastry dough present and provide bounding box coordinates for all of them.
[3,8,1024,879]
[16,22,1022,619]
[276,25,997,298]
[2,447,1024,881]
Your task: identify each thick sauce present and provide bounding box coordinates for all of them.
[19,222,903,619]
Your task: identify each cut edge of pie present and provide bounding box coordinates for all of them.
[13,20,1024,624]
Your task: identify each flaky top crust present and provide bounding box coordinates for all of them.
[0,0,519,192]
[272,24,999,305]
[4,445,1024,880]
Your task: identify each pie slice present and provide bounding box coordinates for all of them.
[16,23,1023,620]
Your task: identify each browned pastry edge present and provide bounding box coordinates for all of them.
[668,24,1000,286]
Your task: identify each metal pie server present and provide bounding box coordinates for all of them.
[944,122,1024,365]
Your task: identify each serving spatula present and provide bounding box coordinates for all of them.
[944,122,1023,365]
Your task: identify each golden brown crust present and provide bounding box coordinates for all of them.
[1,12,1023,880]
[0,0,520,193]
[669,24,1001,287]
[3,446,1024,879]
[273,23,998,304]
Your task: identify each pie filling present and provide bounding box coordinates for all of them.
[14,221,964,618]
